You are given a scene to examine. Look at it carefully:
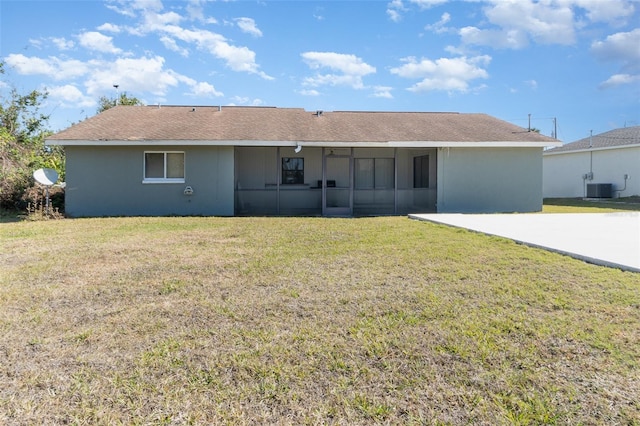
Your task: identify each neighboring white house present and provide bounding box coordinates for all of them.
[543,126,640,199]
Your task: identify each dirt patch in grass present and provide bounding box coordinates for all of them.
[1,217,639,424]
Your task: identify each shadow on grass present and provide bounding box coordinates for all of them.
[0,210,25,223]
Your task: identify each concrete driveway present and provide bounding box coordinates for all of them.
[409,212,640,273]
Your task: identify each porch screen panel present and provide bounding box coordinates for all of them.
[355,159,374,189]
[375,158,394,189]
[355,158,394,189]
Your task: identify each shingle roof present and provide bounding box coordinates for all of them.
[545,126,640,154]
[47,105,558,145]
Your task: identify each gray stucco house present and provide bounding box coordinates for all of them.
[46,106,560,217]
[543,126,640,199]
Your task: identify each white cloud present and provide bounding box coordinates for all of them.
[524,79,538,90]
[186,0,217,24]
[599,73,640,89]
[391,55,491,93]
[212,38,273,79]
[47,85,96,108]
[84,56,182,97]
[235,17,263,37]
[570,0,635,25]
[303,52,376,75]
[145,10,184,29]
[459,26,529,49]
[160,36,189,56]
[388,0,450,21]
[106,1,272,79]
[298,89,320,96]
[133,14,272,79]
[313,7,325,21]
[301,52,376,89]
[409,0,449,9]
[371,86,393,99]
[229,96,265,106]
[106,0,163,17]
[28,38,44,49]
[386,0,406,22]
[591,28,640,66]
[78,31,123,54]
[187,81,223,97]
[4,54,89,80]
[6,50,225,106]
[50,37,75,50]
[459,0,586,50]
[425,12,452,34]
[591,28,640,88]
[97,23,121,33]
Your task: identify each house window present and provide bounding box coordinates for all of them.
[355,158,394,189]
[282,157,304,184]
[413,155,429,188]
[144,152,185,183]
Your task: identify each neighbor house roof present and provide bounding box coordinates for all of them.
[47,106,561,148]
[544,126,640,155]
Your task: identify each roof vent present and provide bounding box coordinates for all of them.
[191,107,196,112]
[316,110,323,116]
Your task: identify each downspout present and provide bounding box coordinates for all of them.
[589,130,593,179]
[583,130,594,198]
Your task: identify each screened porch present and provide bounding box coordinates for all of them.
[234,146,437,216]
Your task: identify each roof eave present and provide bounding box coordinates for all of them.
[46,139,561,148]
[543,142,640,155]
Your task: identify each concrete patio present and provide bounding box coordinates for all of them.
[410,212,640,273]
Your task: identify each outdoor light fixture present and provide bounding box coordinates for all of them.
[294,143,302,153]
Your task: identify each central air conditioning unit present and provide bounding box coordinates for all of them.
[586,183,612,198]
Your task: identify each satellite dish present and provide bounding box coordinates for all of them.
[33,168,59,216]
[33,168,59,186]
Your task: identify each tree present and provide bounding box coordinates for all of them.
[97,92,143,114]
[0,62,64,210]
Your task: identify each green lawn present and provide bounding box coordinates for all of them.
[543,197,640,213]
[1,215,638,424]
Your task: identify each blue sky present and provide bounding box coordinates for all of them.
[1,0,638,143]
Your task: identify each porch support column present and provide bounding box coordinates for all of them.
[276,146,280,215]
[321,147,326,216]
[394,147,398,215]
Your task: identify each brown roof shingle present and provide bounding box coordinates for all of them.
[47,105,559,144]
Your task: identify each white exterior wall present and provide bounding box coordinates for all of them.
[437,147,543,213]
[543,146,640,198]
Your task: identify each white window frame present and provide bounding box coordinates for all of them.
[143,151,185,184]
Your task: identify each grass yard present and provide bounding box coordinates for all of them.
[1,215,639,425]
[543,197,640,213]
